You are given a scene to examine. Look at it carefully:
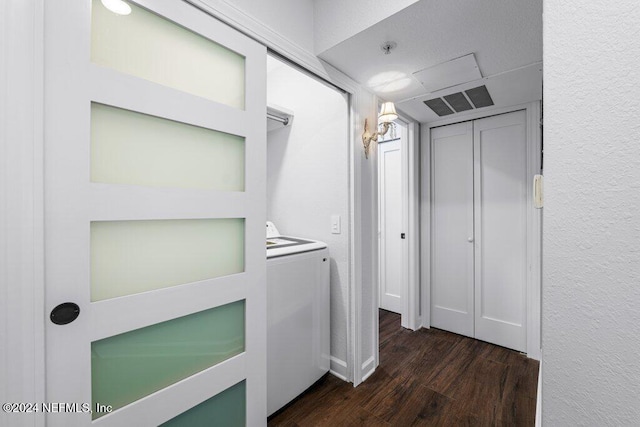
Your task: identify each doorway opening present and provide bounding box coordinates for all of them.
[265,53,352,384]
[377,119,406,317]
[375,111,422,374]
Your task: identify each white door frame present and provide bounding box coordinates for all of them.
[370,112,421,382]
[405,119,422,332]
[1,2,46,427]
[375,117,421,330]
[420,101,542,360]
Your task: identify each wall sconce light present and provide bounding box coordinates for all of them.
[362,102,398,159]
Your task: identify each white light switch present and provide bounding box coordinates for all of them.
[331,215,341,234]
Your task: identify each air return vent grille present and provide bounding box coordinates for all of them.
[465,85,494,108]
[423,98,454,116]
[423,85,494,116]
[443,92,473,112]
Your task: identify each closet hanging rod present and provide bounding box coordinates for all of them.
[267,113,289,126]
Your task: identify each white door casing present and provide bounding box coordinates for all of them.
[378,139,403,314]
[403,120,421,331]
[44,1,266,425]
[430,122,475,338]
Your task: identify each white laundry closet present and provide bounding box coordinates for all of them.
[430,110,530,352]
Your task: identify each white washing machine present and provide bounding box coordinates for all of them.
[266,221,330,416]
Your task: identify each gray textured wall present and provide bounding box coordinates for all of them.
[543,1,640,424]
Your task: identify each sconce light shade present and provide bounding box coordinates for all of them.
[378,102,398,123]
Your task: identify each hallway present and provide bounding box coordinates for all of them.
[269,310,539,426]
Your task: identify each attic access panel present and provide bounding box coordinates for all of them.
[413,54,482,93]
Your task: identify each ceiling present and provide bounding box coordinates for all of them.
[318,0,543,123]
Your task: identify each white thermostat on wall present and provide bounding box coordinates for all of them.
[533,174,544,209]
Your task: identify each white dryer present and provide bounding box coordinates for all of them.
[266,222,330,416]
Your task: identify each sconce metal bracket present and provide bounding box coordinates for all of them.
[362,119,391,159]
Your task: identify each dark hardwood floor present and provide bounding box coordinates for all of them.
[268,309,539,426]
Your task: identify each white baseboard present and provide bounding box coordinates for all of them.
[360,356,376,382]
[329,356,348,382]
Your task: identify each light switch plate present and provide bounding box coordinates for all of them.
[331,215,341,234]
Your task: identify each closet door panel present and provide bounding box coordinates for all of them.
[430,122,474,337]
[474,110,527,352]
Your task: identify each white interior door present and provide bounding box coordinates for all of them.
[378,139,403,314]
[473,111,528,352]
[430,122,475,337]
[429,111,528,352]
[44,1,266,426]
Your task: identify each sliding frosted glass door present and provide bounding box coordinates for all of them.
[44,1,266,425]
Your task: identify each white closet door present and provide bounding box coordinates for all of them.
[378,139,403,314]
[473,111,527,352]
[430,122,474,337]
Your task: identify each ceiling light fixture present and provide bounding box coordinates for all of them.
[362,102,398,159]
[101,0,132,16]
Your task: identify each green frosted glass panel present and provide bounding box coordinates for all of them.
[91,218,244,301]
[91,300,245,420]
[161,381,246,427]
[91,103,245,191]
[91,0,245,109]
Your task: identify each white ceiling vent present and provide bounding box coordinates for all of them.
[423,85,495,117]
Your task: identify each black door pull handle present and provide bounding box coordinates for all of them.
[50,302,80,325]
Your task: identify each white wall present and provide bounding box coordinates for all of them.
[266,56,351,373]
[313,0,418,54]
[543,1,640,424]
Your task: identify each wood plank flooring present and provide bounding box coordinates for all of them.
[268,309,539,426]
